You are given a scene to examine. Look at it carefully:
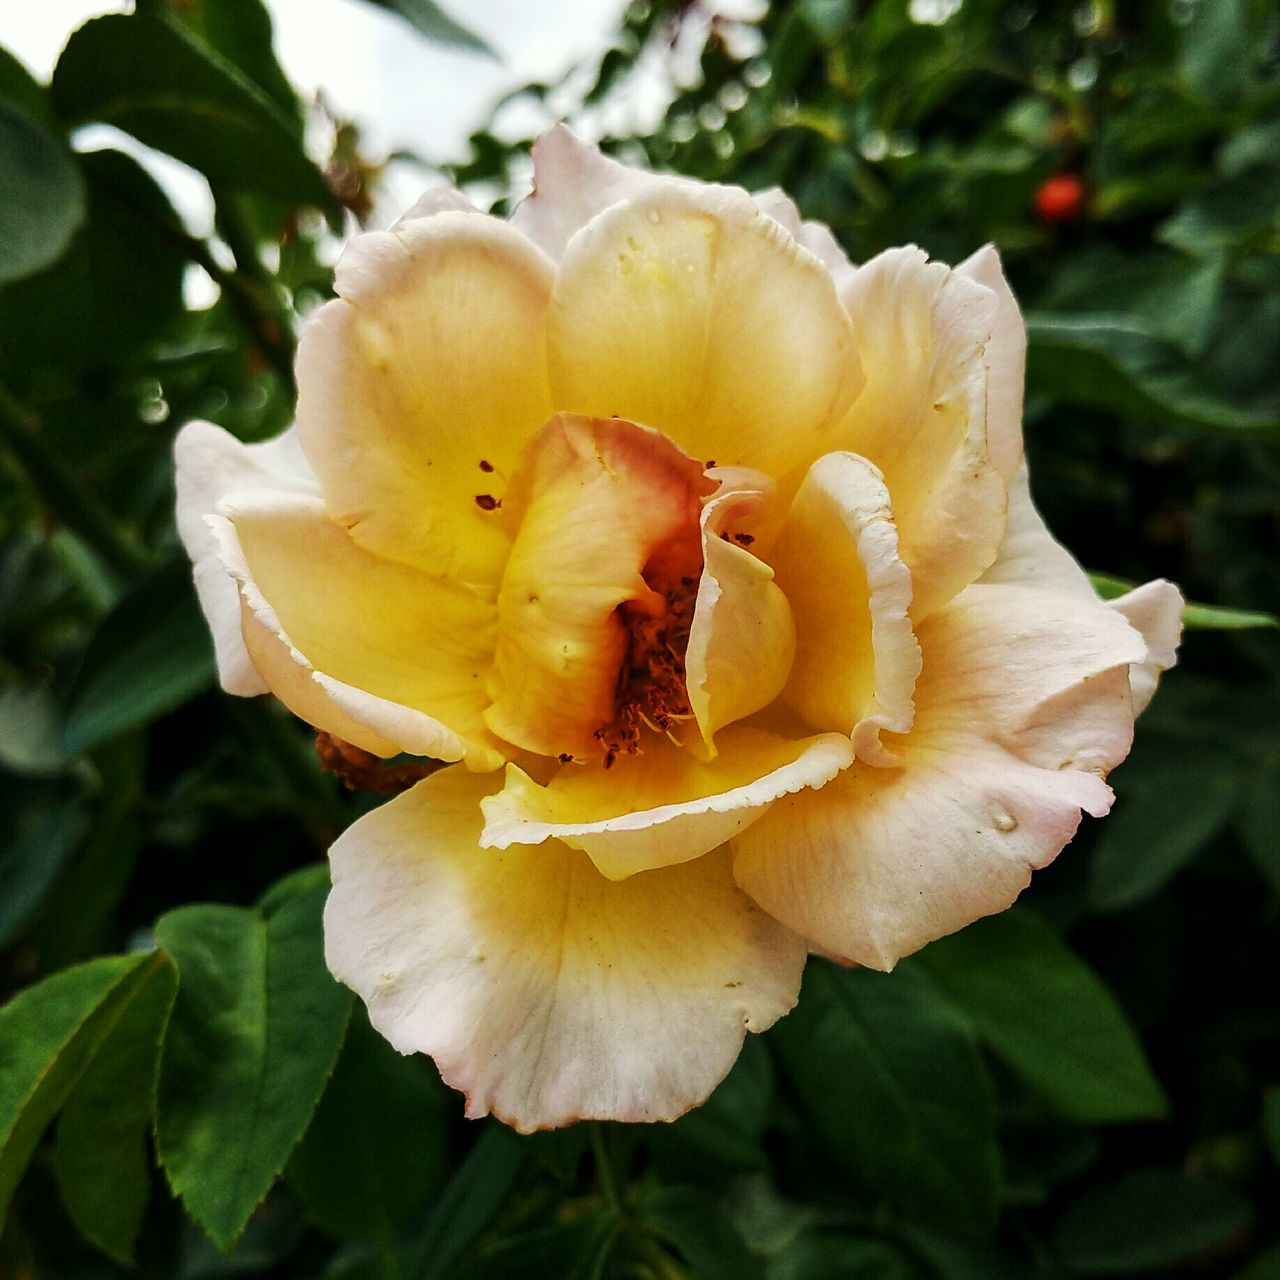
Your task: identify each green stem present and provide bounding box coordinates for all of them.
[589,1122,624,1214]
[0,382,149,579]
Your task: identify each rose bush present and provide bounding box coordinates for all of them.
[176,127,1182,1133]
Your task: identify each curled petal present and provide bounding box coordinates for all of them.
[392,185,477,226]
[296,212,556,586]
[548,184,861,480]
[752,187,856,291]
[214,490,506,768]
[734,583,1149,967]
[325,768,806,1131]
[1108,579,1184,716]
[686,470,796,754]
[479,728,854,881]
[772,451,922,766]
[838,246,1006,618]
[484,413,709,759]
[174,420,318,696]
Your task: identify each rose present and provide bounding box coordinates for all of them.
[175,127,1182,1133]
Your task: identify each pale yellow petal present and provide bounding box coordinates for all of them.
[838,246,1006,618]
[685,470,796,754]
[548,185,860,479]
[752,187,856,290]
[325,768,806,1131]
[214,490,506,768]
[295,212,556,585]
[483,413,709,759]
[771,451,922,766]
[479,728,853,881]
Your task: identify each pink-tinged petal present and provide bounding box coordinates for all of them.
[771,451,922,766]
[685,470,796,753]
[734,582,1148,967]
[981,466,1183,713]
[213,490,507,769]
[392,185,477,226]
[173,420,318,696]
[1108,579,1184,715]
[479,728,853,881]
[510,124,693,260]
[955,244,1025,482]
[295,212,556,586]
[548,185,861,479]
[484,414,710,759]
[325,768,806,1131]
[838,246,1007,619]
[752,187,856,291]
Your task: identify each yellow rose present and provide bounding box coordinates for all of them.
[175,127,1182,1132]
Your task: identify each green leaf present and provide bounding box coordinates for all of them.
[359,0,496,56]
[1089,758,1238,912]
[287,1009,449,1242]
[154,888,353,1249]
[1088,574,1278,630]
[55,953,178,1264]
[403,1124,526,1280]
[1050,1166,1252,1273]
[1237,761,1280,896]
[641,1187,762,1280]
[0,794,89,949]
[0,951,162,1225]
[51,13,335,212]
[915,910,1166,1123]
[63,558,217,754]
[1236,1245,1280,1280]
[1263,1087,1280,1170]
[452,1212,621,1280]
[768,1235,923,1280]
[1026,314,1280,438]
[0,102,85,286]
[771,961,1000,1232]
[0,46,51,125]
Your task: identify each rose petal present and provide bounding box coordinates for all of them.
[214,490,506,768]
[771,451,922,766]
[484,413,709,759]
[548,184,861,480]
[734,582,1149,967]
[685,470,796,754]
[479,727,853,880]
[325,767,806,1131]
[752,186,856,290]
[174,420,319,696]
[295,212,556,585]
[1108,579,1184,716]
[837,246,1006,619]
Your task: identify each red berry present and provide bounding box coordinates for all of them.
[1034,173,1087,224]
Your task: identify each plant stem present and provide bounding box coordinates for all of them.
[589,1122,624,1214]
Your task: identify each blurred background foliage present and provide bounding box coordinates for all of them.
[1,0,1278,1276]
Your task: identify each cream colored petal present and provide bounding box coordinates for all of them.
[752,187,856,290]
[981,466,1183,713]
[771,451,922,766]
[173,420,319,696]
[392,185,476,226]
[295,212,556,586]
[1108,579,1184,715]
[510,124,694,260]
[955,244,1025,482]
[484,414,709,759]
[685,470,796,754]
[479,727,853,881]
[548,185,861,479]
[734,582,1149,967]
[213,490,506,769]
[325,768,806,1131]
[838,246,1006,619]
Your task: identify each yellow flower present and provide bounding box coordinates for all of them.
[175,128,1182,1132]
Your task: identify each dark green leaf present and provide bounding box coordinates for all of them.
[915,909,1166,1123]
[55,952,178,1264]
[0,795,89,949]
[1238,762,1280,896]
[1089,759,1238,912]
[1235,1245,1280,1280]
[0,46,51,125]
[1263,1087,1280,1170]
[1026,314,1280,438]
[768,1235,922,1280]
[51,13,335,211]
[0,102,85,286]
[452,1211,621,1280]
[288,1008,449,1242]
[0,951,162,1225]
[154,889,353,1249]
[771,962,1000,1232]
[642,1187,762,1280]
[404,1124,526,1280]
[63,558,217,754]
[359,0,495,56]
[1051,1167,1252,1273]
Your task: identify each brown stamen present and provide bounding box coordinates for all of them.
[315,731,442,793]
[475,493,501,511]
